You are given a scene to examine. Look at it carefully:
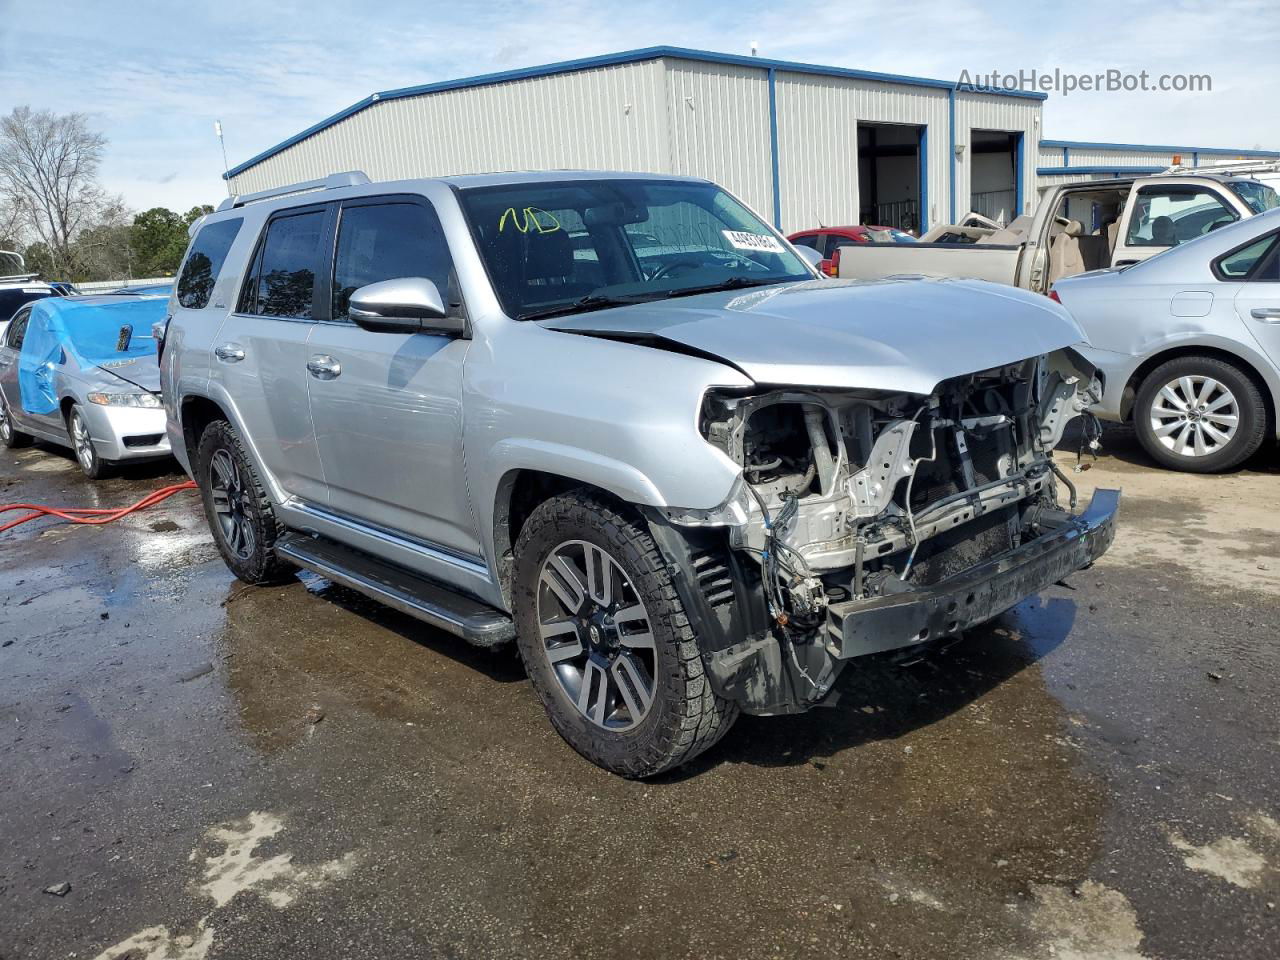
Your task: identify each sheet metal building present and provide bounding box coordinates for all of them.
[1036,139,1280,192]
[224,47,1044,234]
[222,46,1279,233]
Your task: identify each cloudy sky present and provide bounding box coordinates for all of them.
[1,0,1276,213]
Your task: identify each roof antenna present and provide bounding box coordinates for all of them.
[214,120,231,196]
[815,210,825,228]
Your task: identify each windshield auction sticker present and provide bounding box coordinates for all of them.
[721,230,784,254]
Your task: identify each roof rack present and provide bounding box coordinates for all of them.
[0,272,42,283]
[216,170,370,212]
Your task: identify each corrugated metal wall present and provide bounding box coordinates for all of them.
[227,60,669,195]
[228,54,1044,237]
[773,73,949,233]
[954,92,1039,221]
[1039,144,1068,168]
[661,60,775,222]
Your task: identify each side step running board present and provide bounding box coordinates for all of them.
[275,533,515,647]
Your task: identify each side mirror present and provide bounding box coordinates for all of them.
[793,245,824,273]
[348,278,464,336]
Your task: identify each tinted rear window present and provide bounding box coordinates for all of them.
[0,288,51,322]
[178,218,243,309]
[241,210,325,319]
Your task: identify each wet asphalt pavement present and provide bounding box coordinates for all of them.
[2,429,1278,960]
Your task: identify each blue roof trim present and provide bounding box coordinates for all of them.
[1037,166,1165,176]
[1039,138,1280,158]
[225,46,1045,179]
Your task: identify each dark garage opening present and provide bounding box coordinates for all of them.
[857,122,925,233]
[969,130,1021,225]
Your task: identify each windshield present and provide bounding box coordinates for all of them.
[864,228,917,244]
[1228,180,1280,215]
[459,179,812,320]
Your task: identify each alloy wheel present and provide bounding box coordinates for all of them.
[0,401,11,443]
[535,540,657,730]
[209,448,256,560]
[71,410,96,471]
[1149,375,1239,458]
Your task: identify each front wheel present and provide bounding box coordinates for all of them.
[1133,356,1267,473]
[68,404,110,479]
[512,491,738,778]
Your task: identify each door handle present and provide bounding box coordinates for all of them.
[1249,307,1280,323]
[214,343,245,362]
[306,355,342,380]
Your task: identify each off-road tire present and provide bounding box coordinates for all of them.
[68,404,111,479]
[1134,356,1267,473]
[195,419,295,585]
[0,394,32,448]
[512,490,738,777]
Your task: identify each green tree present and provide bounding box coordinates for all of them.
[127,204,215,276]
[129,207,186,276]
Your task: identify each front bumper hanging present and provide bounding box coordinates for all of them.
[827,488,1120,659]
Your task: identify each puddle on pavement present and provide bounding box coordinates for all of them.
[213,574,1111,958]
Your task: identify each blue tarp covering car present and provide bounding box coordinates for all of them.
[18,295,166,415]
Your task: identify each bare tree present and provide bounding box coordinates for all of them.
[0,107,111,276]
[0,198,22,252]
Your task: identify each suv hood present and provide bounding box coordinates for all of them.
[540,278,1086,394]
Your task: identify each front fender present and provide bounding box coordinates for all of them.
[488,438,668,507]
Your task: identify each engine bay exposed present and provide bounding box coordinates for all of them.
[691,349,1102,640]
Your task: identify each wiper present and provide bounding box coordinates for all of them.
[659,276,782,299]
[516,293,661,321]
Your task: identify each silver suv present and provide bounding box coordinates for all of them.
[161,170,1119,777]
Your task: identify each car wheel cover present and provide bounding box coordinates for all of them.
[71,410,95,470]
[536,539,657,731]
[1149,375,1239,458]
[209,448,256,560]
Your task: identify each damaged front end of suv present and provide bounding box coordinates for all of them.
[646,347,1118,715]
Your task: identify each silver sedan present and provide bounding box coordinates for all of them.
[1053,206,1280,472]
[0,295,170,479]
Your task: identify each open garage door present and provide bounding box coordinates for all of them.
[857,123,924,233]
[969,130,1022,226]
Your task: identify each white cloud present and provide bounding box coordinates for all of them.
[0,0,1276,211]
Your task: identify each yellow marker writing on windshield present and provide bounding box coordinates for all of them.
[498,206,562,234]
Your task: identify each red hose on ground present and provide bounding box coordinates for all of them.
[0,480,198,534]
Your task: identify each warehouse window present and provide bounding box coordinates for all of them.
[178,218,242,310]
[331,200,454,321]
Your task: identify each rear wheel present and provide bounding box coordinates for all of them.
[1133,356,1267,473]
[68,404,111,479]
[512,490,738,777]
[195,419,295,584]
[0,394,32,448]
